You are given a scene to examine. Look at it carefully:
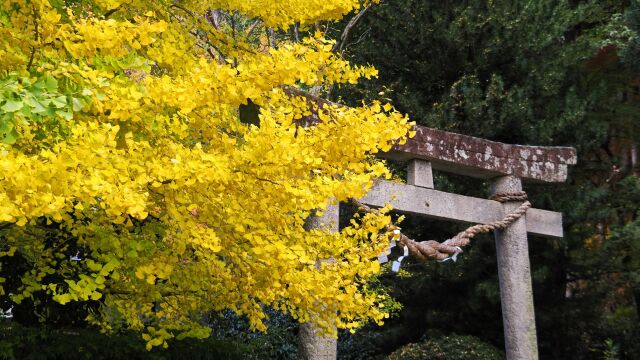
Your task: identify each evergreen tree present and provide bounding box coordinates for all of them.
[335,1,640,358]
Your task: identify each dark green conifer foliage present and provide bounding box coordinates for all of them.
[333,1,640,358]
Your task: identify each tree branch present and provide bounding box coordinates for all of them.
[170,3,196,18]
[205,9,224,30]
[332,4,372,54]
[103,6,120,19]
[292,22,300,42]
[246,19,261,38]
[26,4,40,72]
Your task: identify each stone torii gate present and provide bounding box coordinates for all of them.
[299,125,577,360]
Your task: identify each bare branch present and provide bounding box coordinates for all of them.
[205,9,224,29]
[103,6,120,19]
[171,3,197,18]
[332,4,372,54]
[342,27,371,55]
[267,27,276,48]
[26,4,40,71]
[292,22,300,42]
[246,19,261,38]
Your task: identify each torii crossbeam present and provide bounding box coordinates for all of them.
[300,125,577,360]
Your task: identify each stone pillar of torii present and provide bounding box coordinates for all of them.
[299,125,577,360]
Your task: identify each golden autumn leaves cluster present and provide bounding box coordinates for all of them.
[0,0,411,349]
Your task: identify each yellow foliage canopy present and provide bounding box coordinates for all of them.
[0,0,410,349]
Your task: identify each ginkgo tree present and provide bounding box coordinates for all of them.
[0,0,413,349]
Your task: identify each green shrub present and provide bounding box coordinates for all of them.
[388,335,504,360]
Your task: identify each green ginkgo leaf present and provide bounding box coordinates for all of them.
[2,127,19,144]
[1,100,23,113]
[51,96,67,108]
[44,75,58,92]
[72,97,84,111]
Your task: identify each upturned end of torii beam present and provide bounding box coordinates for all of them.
[383,125,577,183]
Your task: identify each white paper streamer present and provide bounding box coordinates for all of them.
[391,261,401,272]
[437,246,463,263]
[391,255,406,272]
[377,253,389,264]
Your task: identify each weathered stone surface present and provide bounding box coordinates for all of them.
[299,203,339,360]
[298,323,337,360]
[491,176,539,360]
[407,159,434,188]
[385,125,577,183]
[360,180,563,238]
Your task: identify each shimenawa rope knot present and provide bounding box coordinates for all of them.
[350,191,531,262]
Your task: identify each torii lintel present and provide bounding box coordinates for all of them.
[383,125,577,183]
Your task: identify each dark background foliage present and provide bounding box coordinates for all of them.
[329,0,640,359]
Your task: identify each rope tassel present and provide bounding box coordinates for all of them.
[350,191,531,263]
